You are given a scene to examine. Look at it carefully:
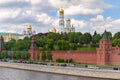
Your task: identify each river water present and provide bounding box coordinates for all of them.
[0,67,112,80]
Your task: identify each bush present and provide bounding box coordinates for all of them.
[56,58,64,63]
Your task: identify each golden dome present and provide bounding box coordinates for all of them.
[59,8,64,14]
[27,25,32,30]
[51,27,56,33]
[66,18,71,22]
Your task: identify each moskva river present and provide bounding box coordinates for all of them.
[0,67,112,80]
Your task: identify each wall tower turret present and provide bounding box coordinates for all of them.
[29,36,39,60]
[97,30,112,65]
[0,36,6,51]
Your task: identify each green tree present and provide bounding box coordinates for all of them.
[23,52,30,60]
[36,36,46,48]
[113,32,120,39]
[2,51,8,59]
[0,52,7,59]
[92,34,102,43]
[13,51,21,60]
[53,44,59,50]
[68,32,82,43]
[12,38,30,51]
[46,39,54,50]
[5,39,16,50]
[47,32,60,41]
[0,52,3,59]
[112,39,120,47]
[80,32,92,44]
[36,53,40,61]
[42,51,46,61]
[46,50,52,61]
[57,40,69,50]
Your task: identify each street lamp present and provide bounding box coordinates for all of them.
[117,51,120,65]
[67,50,70,66]
[108,51,112,65]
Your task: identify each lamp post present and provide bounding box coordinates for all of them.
[108,51,112,65]
[67,51,70,66]
[117,51,120,65]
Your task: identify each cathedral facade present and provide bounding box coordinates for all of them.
[49,8,75,33]
[59,8,75,33]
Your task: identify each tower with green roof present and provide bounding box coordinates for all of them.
[102,30,109,40]
[0,36,6,51]
[96,30,112,65]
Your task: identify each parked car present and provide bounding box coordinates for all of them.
[59,63,67,67]
[113,67,120,70]
[2,59,10,62]
[54,63,59,66]
[16,60,23,63]
[39,62,47,65]
[47,63,54,66]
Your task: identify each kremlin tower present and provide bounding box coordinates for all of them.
[96,30,112,65]
[0,36,6,51]
[29,36,39,60]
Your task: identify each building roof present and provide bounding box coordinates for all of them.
[102,30,109,40]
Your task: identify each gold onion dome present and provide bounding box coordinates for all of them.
[59,8,64,14]
[27,25,32,30]
[52,27,56,33]
[66,18,71,21]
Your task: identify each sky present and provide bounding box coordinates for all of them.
[0,0,120,35]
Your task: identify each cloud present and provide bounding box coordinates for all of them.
[90,15,104,22]
[0,0,118,35]
[89,15,120,34]
[64,5,103,16]
[36,13,54,25]
[71,19,88,30]
[50,0,113,16]
[0,0,30,9]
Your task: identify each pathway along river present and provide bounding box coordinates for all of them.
[0,67,112,80]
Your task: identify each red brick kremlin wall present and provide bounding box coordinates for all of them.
[30,46,120,65]
[39,50,97,64]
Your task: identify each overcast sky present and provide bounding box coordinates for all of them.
[0,0,120,34]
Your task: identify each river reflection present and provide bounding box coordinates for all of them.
[0,67,111,80]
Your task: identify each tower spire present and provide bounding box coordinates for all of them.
[102,30,109,40]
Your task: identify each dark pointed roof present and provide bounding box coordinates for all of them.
[102,30,109,40]
[0,35,3,39]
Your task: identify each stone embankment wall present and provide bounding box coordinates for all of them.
[0,62,120,79]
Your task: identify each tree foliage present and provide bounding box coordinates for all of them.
[4,31,120,51]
